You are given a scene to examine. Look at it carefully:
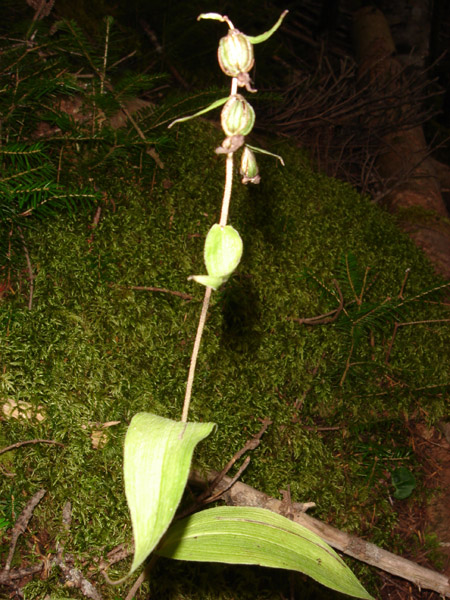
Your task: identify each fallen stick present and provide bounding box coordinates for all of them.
[1,489,46,578]
[190,470,450,598]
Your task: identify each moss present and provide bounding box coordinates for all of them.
[1,119,449,599]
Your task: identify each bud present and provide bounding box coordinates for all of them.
[240,146,260,184]
[220,95,255,137]
[218,29,254,78]
[189,224,243,290]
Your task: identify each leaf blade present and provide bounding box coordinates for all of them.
[124,413,215,575]
[157,506,373,599]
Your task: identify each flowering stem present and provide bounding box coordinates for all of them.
[181,73,244,422]
[182,80,239,422]
[181,285,212,422]
[219,78,237,228]
[219,153,234,227]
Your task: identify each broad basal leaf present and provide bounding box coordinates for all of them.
[124,413,215,576]
[156,506,373,599]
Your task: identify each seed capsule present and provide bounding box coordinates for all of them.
[218,29,254,78]
[220,95,255,137]
[240,146,260,184]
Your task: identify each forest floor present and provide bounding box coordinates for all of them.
[379,422,450,599]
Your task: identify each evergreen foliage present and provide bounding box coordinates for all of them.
[0,11,174,280]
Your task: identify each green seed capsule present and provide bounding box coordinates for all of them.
[240,146,260,184]
[220,95,255,137]
[218,29,254,78]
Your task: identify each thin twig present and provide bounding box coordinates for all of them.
[339,329,355,386]
[123,554,157,600]
[100,17,110,96]
[204,456,252,504]
[385,317,450,364]
[176,419,272,520]
[290,279,344,325]
[17,226,34,310]
[110,283,194,301]
[398,268,411,299]
[0,564,44,582]
[2,489,46,576]
[52,554,103,600]
[125,571,147,600]
[0,439,64,456]
[202,418,272,499]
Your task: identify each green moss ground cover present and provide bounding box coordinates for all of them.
[1,121,449,599]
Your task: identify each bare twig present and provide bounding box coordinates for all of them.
[52,554,103,600]
[385,317,450,364]
[398,268,411,299]
[0,439,64,456]
[110,283,195,301]
[1,494,102,599]
[203,456,252,505]
[262,49,443,199]
[0,564,44,582]
[289,279,344,325]
[140,19,189,90]
[125,571,147,600]
[1,489,46,577]
[17,227,34,310]
[201,418,272,501]
[53,502,102,600]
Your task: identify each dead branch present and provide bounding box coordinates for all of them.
[1,495,103,600]
[289,279,344,325]
[260,35,443,204]
[109,283,195,301]
[52,554,102,600]
[189,470,450,597]
[1,489,46,579]
[385,317,450,364]
[0,439,64,456]
[17,227,34,311]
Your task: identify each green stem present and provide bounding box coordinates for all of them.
[181,286,212,422]
[181,76,238,422]
[219,152,234,227]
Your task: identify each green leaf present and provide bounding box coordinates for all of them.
[204,224,243,279]
[189,274,225,290]
[168,97,229,129]
[123,413,215,577]
[246,143,285,166]
[391,467,416,500]
[247,10,289,45]
[157,506,373,599]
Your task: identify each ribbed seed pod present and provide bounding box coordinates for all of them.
[220,95,255,137]
[240,146,260,184]
[218,29,254,78]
